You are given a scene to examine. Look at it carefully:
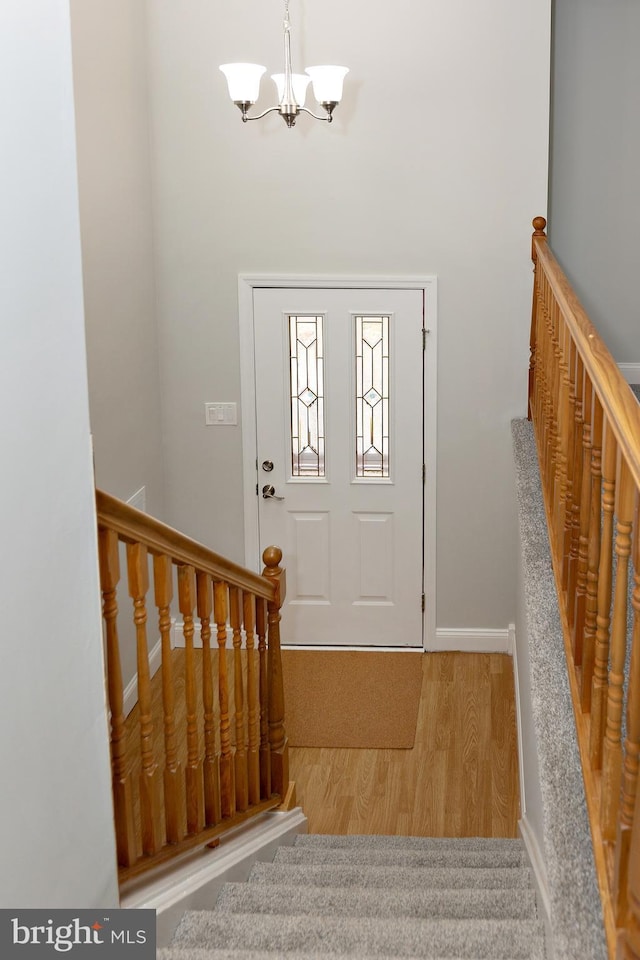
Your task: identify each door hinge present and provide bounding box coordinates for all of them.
[421,593,425,613]
[422,463,426,484]
[422,328,426,350]
[256,483,259,496]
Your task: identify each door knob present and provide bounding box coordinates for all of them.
[262,484,285,501]
[262,459,274,472]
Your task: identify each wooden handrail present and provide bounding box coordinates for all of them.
[531,231,640,492]
[96,489,277,602]
[96,489,288,884]
[527,218,640,959]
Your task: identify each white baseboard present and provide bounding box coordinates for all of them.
[430,627,512,653]
[123,636,164,717]
[120,808,308,946]
[619,362,640,384]
[519,815,553,958]
[510,623,527,818]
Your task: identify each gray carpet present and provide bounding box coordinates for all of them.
[512,419,607,960]
[162,834,546,959]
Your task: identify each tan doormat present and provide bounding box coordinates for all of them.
[282,649,423,749]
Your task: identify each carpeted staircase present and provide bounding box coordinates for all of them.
[159,834,546,959]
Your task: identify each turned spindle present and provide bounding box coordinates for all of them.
[262,546,289,797]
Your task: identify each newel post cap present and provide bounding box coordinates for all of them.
[262,545,286,607]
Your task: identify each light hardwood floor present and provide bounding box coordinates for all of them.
[289,652,520,837]
[124,650,519,847]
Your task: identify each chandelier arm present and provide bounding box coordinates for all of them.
[241,106,282,122]
[297,106,332,123]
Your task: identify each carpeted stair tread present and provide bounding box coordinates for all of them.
[214,881,538,920]
[274,844,529,869]
[247,861,534,890]
[293,835,524,852]
[171,912,546,959]
[159,952,502,960]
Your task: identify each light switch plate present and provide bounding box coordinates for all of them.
[205,402,237,426]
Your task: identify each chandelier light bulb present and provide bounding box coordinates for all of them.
[219,63,266,105]
[271,73,311,108]
[305,66,349,106]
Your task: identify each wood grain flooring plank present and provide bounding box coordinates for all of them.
[290,652,520,838]
[123,650,520,842]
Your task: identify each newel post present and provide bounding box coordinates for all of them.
[529,216,547,420]
[262,546,289,798]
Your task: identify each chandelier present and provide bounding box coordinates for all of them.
[219,0,348,128]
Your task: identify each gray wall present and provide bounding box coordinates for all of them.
[549,0,640,362]
[0,0,119,908]
[146,0,551,632]
[70,0,166,519]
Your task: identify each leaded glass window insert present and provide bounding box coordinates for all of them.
[355,315,389,478]
[289,315,325,477]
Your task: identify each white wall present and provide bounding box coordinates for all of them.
[70,0,166,520]
[146,0,551,630]
[0,0,119,908]
[549,0,640,362]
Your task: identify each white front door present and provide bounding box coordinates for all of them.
[252,287,425,648]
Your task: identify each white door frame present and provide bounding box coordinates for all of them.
[238,274,438,650]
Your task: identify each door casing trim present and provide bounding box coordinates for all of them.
[238,274,438,650]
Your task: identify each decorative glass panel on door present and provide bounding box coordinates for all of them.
[355,315,390,478]
[289,315,326,477]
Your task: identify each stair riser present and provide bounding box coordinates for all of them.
[215,883,538,920]
[172,913,546,959]
[293,836,525,852]
[248,862,535,890]
[274,848,529,869]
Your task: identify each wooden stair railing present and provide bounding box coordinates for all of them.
[96,489,290,884]
[528,218,640,959]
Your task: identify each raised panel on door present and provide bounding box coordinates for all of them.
[253,287,424,647]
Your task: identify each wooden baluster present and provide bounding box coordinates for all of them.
[545,293,560,501]
[538,273,551,448]
[230,586,249,812]
[554,311,569,567]
[574,374,592,671]
[582,392,603,712]
[615,492,640,925]
[153,555,184,844]
[178,564,204,834]
[620,784,640,960]
[262,547,289,798]
[256,596,271,799]
[244,592,261,806]
[560,322,576,593]
[537,275,551,452]
[536,277,550,452]
[127,542,163,855]
[567,345,583,638]
[214,581,235,818]
[532,289,543,435]
[98,528,136,867]
[528,217,546,419]
[590,423,618,770]
[602,458,635,840]
[527,276,536,421]
[197,571,221,826]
